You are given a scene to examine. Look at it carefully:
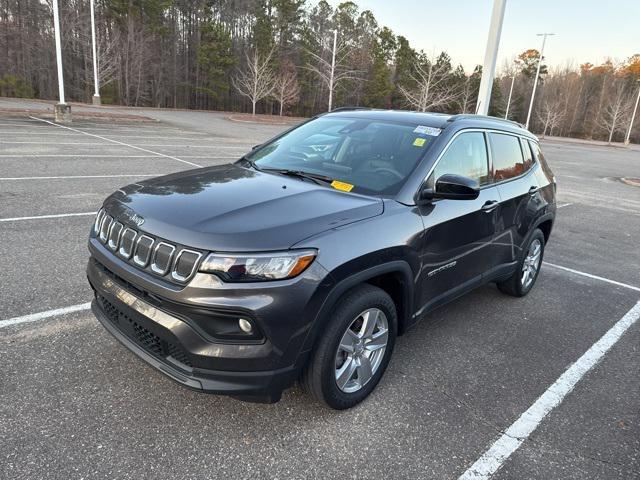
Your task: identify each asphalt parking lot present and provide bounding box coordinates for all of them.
[1,110,639,480]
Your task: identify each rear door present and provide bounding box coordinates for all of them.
[417,131,502,313]
[488,132,541,267]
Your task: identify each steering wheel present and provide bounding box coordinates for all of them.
[374,167,404,181]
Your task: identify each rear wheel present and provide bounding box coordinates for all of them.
[301,284,397,409]
[497,228,545,297]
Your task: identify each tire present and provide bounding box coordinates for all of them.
[301,284,397,409]
[497,228,545,297]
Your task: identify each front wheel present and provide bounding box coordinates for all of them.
[301,284,397,409]
[497,228,545,297]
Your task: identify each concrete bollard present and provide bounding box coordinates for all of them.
[54,103,72,123]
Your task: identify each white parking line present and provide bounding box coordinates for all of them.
[2,131,217,141]
[0,212,95,222]
[0,154,164,158]
[0,141,249,148]
[0,154,236,159]
[557,203,573,208]
[0,303,91,329]
[458,299,640,480]
[29,117,203,168]
[0,174,162,181]
[544,262,640,292]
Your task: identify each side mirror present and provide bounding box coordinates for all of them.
[421,174,480,201]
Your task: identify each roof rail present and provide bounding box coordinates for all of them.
[328,106,373,113]
[447,114,524,128]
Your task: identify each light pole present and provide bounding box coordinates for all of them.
[90,0,101,105]
[504,74,516,119]
[525,33,554,130]
[328,29,337,111]
[52,0,71,122]
[624,80,640,146]
[475,0,507,116]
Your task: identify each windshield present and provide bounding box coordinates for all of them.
[245,117,437,195]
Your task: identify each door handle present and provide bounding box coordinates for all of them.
[481,200,499,212]
[528,186,539,195]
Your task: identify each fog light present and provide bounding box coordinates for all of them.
[238,318,253,334]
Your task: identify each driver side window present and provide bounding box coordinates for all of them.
[428,132,489,187]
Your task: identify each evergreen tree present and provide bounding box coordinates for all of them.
[363,28,396,108]
[392,36,418,108]
[197,20,235,103]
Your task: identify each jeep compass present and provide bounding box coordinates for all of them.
[87,110,556,409]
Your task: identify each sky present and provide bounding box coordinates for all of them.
[323,0,640,73]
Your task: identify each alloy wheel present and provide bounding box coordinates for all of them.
[334,308,389,393]
[521,238,542,289]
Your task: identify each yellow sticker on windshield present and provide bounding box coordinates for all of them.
[331,180,354,192]
[413,137,426,147]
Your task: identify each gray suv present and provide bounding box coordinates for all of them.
[88,110,556,409]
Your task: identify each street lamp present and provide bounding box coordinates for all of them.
[52,0,71,122]
[624,80,640,146]
[476,0,507,116]
[525,33,554,130]
[90,0,101,105]
[504,73,516,119]
[328,29,337,112]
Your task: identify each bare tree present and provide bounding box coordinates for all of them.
[93,29,119,90]
[399,56,460,112]
[304,32,361,111]
[232,49,276,115]
[599,81,632,144]
[273,60,300,116]
[458,76,476,113]
[536,99,565,137]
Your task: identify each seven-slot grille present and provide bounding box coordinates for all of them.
[93,208,202,283]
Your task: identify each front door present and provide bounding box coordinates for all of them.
[417,131,501,316]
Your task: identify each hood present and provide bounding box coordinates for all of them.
[104,164,383,252]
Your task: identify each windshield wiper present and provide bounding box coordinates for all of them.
[260,168,333,185]
[238,155,262,171]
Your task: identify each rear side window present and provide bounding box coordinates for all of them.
[489,133,525,181]
[520,137,534,170]
[430,132,490,187]
[529,140,545,163]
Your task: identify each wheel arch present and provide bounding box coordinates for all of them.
[301,260,415,353]
[535,215,554,243]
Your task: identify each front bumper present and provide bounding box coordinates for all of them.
[89,263,307,402]
[91,300,301,402]
[87,236,333,402]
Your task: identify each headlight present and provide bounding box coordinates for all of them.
[199,250,316,282]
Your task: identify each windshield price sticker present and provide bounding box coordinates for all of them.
[413,125,441,136]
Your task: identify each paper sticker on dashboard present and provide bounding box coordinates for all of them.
[413,125,441,136]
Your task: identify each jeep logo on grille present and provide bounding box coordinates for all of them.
[125,212,145,227]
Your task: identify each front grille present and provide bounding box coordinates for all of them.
[93,207,202,284]
[98,294,193,369]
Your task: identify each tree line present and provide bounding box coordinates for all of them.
[1,0,639,142]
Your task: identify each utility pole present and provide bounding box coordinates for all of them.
[90,0,101,105]
[52,0,71,122]
[504,74,516,119]
[328,29,337,111]
[475,0,507,116]
[525,33,554,130]
[624,80,640,146]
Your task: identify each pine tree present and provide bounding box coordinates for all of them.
[363,28,396,108]
[197,20,235,104]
